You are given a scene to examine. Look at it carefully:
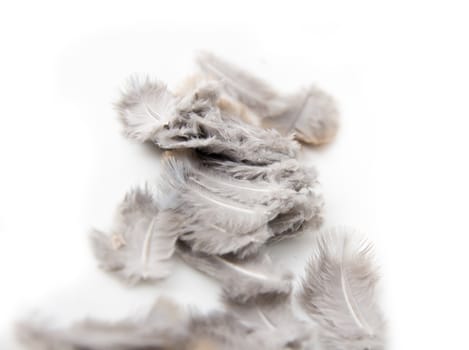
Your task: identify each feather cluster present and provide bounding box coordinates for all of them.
[92,59,326,283]
[16,53,386,350]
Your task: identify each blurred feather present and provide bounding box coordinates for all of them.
[196,52,339,145]
[18,304,316,350]
[91,186,178,284]
[189,310,316,350]
[299,229,386,350]
[16,298,189,350]
[196,52,282,116]
[265,86,339,146]
[224,297,316,350]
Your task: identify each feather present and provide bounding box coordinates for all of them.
[16,298,189,350]
[299,229,386,350]
[196,52,339,145]
[168,150,310,215]
[117,76,178,142]
[160,151,322,257]
[223,297,316,350]
[90,186,178,284]
[198,154,324,239]
[196,51,283,117]
[263,86,339,146]
[178,242,316,349]
[158,154,276,257]
[177,242,292,304]
[192,311,317,350]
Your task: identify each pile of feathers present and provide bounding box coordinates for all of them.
[17,52,386,350]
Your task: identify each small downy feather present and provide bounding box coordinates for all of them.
[176,242,292,304]
[117,76,178,142]
[196,52,339,145]
[299,229,386,350]
[91,186,178,284]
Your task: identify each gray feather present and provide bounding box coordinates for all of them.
[179,245,315,349]
[159,151,322,257]
[189,310,315,350]
[196,51,283,117]
[177,243,292,304]
[299,229,386,350]
[196,52,339,145]
[224,297,316,350]
[199,155,324,239]
[16,298,189,350]
[173,151,322,239]
[90,186,178,284]
[263,86,339,146]
[158,154,275,257]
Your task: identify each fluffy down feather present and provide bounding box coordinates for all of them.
[299,229,386,350]
[91,186,178,284]
[117,76,178,142]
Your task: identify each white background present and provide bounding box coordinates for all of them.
[1,1,468,349]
